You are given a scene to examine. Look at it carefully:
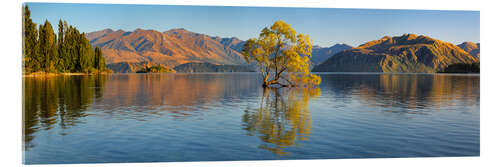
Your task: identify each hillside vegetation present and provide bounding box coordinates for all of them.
[439,62,480,73]
[136,65,175,73]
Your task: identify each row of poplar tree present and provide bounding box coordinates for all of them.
[23,5,107,73]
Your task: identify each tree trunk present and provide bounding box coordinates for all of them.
[262,80,294,88]
[262,81,270,88]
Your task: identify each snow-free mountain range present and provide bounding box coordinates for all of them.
[85,28,479,73]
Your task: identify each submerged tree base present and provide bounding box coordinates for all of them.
[262,83,295,88]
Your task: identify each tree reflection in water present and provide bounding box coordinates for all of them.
[242,87,320,155]
[23,75,108,150]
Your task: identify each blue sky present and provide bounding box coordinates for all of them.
[26,3,480,47]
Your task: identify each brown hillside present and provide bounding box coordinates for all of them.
[85,28,246,69]
[313,34,478,73]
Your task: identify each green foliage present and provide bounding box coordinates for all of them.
[242,20,321,87]
[38,20,58,72]
[439,62,480,73]
[57,20,67,72]
[78,33,95,72]
[136,65,175,73]
[23,5,39,73]
[22,5,107,74]
[94,47,106,71]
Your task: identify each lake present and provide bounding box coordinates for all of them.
[23,73,480,164]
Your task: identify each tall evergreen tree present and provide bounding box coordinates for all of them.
[94,47,106,71]
[78,33,95,72]
[23,5,39,73]
[38,20,58,72]
[23,5,108,74]
[62,21,74,72]
[57,19,67,72]
[64,25,79,72]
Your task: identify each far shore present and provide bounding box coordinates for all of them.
[23,72,111,77]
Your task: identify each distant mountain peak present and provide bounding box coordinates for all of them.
[381,35,392,40]
[458,41,480,58]
[310,43,353,64]
[402,33,418,38]
[166,28,192,34]
[458,42,479,49]
[85,28,248,72]
[114,29,126,34]
[165,28,203,38]
[357,34,438,50]
[313,34,478,73]
[85,28,115,41]
[170,28,187,31]
[330,43,351,48]
[102,28,113,32]
[133,28,152,32]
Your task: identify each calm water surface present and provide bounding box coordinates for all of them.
[23,73,480,164]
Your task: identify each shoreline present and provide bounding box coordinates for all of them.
[23,72,110,77]
[22,71,480,77]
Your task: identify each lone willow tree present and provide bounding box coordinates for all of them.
[242,20,321,88]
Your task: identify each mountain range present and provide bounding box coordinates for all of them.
[312,34,479,73]
[311,44,353,64]
[85,28,357,72]
[85,28,247,71]
[85,29,479,73]
[457,42,480,58]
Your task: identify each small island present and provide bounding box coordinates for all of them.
[136,65,175,73]
[173,62,254,73]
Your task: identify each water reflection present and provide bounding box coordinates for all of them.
[23,74,260,150]
[94,74,260,119]
[23,73,479,162]
[242,87,320,155]
[23,75,108,150]
[321,74,480,114]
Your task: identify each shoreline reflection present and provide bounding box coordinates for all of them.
[23,75,108,150]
